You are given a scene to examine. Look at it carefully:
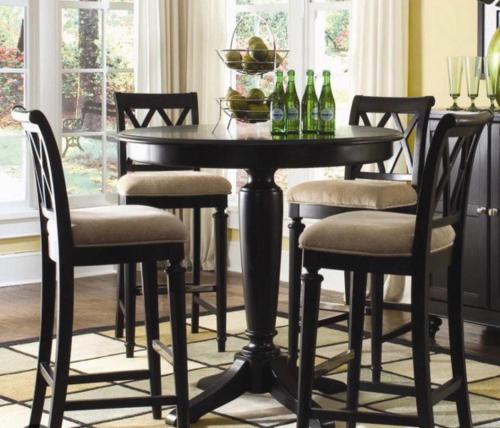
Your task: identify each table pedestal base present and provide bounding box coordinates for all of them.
[165,351,344,425]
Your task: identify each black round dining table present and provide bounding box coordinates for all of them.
[119,123,402,424]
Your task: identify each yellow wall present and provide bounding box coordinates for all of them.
[409,0,489,106]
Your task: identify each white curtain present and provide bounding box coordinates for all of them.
[350,0,410,302]
[135,0,227,270]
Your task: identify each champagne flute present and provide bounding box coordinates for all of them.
[484,55,499,112]
[464,56,482,112]
[447,57,463,111]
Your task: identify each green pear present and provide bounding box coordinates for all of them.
[249,39,269,62]
[247,88,266,105]
[229,94,248,118]
[248,103,270,121]
[242,53,259,73]
[266,50,284,68]
[226,87,240,99]
[248,36,265,47]
[225,50,242,70]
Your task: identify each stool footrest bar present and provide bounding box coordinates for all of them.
[310,408,419,426]
[68,370,151,384]
[64,395,177,411]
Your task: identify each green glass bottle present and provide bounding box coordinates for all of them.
[319,70,336,134]
[285,70,300,134]
[301,69,319,133]
[271,70,286,135]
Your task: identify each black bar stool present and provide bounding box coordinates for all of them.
[114,92,230,357]
[295,112,492,428]
[286,95,435,375]
[13,106,190,428]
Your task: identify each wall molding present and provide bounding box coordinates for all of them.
[0,252,116,288]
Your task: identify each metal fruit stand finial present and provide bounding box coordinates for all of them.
[213,13,289,131]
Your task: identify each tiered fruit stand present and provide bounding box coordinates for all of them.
[214,14,289,130]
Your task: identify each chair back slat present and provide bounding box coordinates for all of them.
[11,106,73,253]
[413,111,492,258]
[114,92,199,176]
[348,95,435,187]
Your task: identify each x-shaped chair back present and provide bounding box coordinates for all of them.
[114,92,199,175]
[348,95,435,188]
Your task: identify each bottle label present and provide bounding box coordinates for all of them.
[320,109,334,121]
[287,107,299,120]
[272,108,285,121]
[312,107,319,120]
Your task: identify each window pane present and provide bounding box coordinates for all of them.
[0,132,25,202]
[107,71,134,130]
[63,136,103,195]
[312,8,350,122]
[0,72,25,202]
[106,9,134,69]
[0,6,24,68]
[62,72,103,132]
[62,8,103,69]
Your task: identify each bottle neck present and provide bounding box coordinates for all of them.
[306,74,314,87]
[287,80,296,93]
[323,75,331,86]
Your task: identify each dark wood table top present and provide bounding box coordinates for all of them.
[119,124,403,170]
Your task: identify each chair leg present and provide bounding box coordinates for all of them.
[370,273,384,383]
[411,272,435,428]
[296,267,323,428]
[115,264,125,339]
[48,264,75,428]
[344,270,352,305]
[346,271,368,428]
[288,216,304,369]
[124,263,137,358]
[447,263,473,428]
[142,261,162,419]
[191,207,201,334]
[29,253,56,427]
[167,261,190,428]
[214,207,228,352]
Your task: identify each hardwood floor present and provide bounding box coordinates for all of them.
[1,271,500,364]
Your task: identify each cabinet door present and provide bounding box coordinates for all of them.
[428,118,489,309]
[491,121,500,311]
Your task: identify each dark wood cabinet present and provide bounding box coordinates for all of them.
[428,110,500,327]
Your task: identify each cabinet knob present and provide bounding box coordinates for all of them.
[489,208,499,217]
[477,207,488,215]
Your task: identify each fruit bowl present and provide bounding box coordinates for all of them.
[216,48,289,75]
[218,97,270,123]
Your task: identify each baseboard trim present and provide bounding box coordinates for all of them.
[0,252,116,288]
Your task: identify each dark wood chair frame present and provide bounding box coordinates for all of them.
[296,111,492,428]
[287,96,436,379]
[114,92,228,358]
[12,106,190,428]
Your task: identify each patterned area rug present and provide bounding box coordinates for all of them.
[1,309,500,427]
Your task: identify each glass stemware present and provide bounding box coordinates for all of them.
[484,55,500,112]
[447,57,463,111]
[464,56,482,112]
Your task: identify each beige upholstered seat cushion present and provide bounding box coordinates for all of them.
[117,171,232,197]
[286,179,417,210]
[299,211,455,257]
[47,205,186,252]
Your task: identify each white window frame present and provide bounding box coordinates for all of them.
[59,0,134,207]
[0,0,38,219]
